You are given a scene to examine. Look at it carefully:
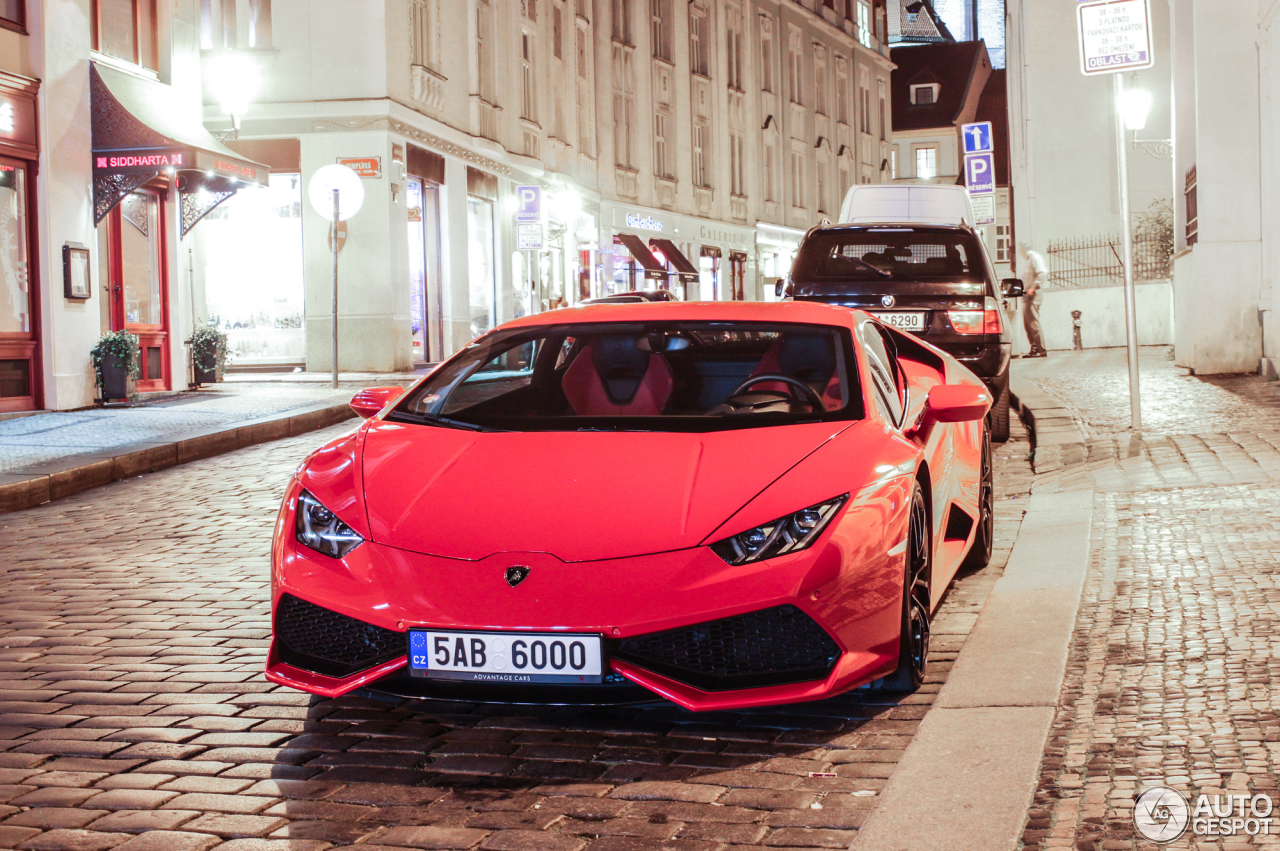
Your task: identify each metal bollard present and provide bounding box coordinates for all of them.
[1071,310,1083,351]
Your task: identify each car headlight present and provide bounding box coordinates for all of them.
[710,495,849,565]
[295,490,364,558]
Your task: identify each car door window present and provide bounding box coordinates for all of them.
[862,322,904,427]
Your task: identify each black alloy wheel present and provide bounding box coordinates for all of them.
[962,429,994,569]
[990,384,1011,443]
[875,484,932,691]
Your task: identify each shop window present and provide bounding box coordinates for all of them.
[0,0,24,30]
[0,160,31,336]
[0,360,29,399]
[94,0,159,71]
[200,174,306,366]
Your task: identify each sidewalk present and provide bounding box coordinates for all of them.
[0,375,419,512]
[1009,347,1280,850]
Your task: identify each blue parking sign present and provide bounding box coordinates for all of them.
[964,153,996,195]
[961,121,994,155]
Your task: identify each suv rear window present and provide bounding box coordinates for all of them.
[793,228,982,280]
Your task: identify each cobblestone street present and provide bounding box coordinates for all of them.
[0,418,1032,851]
[1017,349,1280,850]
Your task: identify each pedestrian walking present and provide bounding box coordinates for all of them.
[1017,240,1048,357]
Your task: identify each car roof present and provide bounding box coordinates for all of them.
[818,222,976,234]
[502,300,866,330]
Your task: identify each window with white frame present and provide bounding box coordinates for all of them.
[890,148,897,178]
[790,150,805,208]
[996,224,1011,263]
[764,144,777,202]
[911,83,938,105]
[612,0,631,42]
[760,16,774,92]
[613,93,633,166]
[652,0,672,60]
[655,110,674,178]
[552,6,566,139]
[856,1,871,48]
[693,122,710,187]
[814,46,827,116]
[788,28,803,105]
[410,0,440,70]
[835,60,849,125]
[477,0,494,101]
[859,68,870,133]
[915,146,936,179]
[726,3,744,90]
[520,30,537,121]
[577,23,594,155]
[878,79,886,140]
[730,133,745,196]
[690,5,709,77]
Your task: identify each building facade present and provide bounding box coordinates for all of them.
[193,0,896,374]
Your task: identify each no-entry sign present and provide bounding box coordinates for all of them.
[1077,0,1154,76]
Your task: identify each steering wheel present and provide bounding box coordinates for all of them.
[725,374,825,412]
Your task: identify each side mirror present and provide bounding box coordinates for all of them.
[1001,278,1024,298]
[924,384,991,424]
[773,278,787,298]
[350,386,403,419]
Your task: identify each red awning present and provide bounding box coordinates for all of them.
[649,238,700,283]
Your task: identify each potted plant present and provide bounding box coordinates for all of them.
[90,330,140,402]
[191,325,230,386]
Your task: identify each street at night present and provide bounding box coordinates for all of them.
[4,0,1280,848]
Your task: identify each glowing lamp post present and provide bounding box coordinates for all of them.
[206,51,259,138]
[1114,78,1152,429]
[307,164,365,388]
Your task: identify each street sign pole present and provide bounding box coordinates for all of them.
[1078,0,1152,431]
[1114,73,1142,429]
[332,188,340,389]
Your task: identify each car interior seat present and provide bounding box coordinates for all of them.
[747,332,843,411]
[561,334,674,416]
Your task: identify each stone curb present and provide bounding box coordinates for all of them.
[0,401,357,514]
[849,490,1095,851]
[1008,373,1088,475]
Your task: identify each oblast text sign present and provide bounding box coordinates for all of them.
[1077,0,1153,76]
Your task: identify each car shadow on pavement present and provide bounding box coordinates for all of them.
[254,684,929,846]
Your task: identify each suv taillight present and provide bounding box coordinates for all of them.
[948,297,1003,335]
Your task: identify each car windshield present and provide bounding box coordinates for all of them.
[391,321,862,432]
[793,229,981,281]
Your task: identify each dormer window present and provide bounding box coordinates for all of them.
[911,83,939,105]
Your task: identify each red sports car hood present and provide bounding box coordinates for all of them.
[360,420,852,561]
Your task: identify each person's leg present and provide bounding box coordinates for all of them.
[1023,293,1047,355]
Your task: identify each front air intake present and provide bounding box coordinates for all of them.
[612,605,840,691]
[273,594,404,678]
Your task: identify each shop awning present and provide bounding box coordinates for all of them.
[615,234,667,281]
[649,238,700,283]
[90,63,268,235]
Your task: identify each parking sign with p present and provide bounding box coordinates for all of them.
[964,153,995,195]
[516,185,541,223]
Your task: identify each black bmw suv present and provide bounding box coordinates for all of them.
[785,222,1021,441]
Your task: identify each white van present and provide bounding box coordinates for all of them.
[837,184,976,226]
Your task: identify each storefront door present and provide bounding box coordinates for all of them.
[729,251,747,301]
[408,178,442,364]
[108,189,169,391]
[0,157,37,412]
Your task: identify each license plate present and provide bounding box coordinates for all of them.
[873,311,927,331]
[407,630,604,684]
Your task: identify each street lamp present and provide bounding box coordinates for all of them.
[307,164,365,388]
[207,51,260,138]
[1120,87,1152,131]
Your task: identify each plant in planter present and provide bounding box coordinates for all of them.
[90,330,140,402]
[191,325,230,385]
